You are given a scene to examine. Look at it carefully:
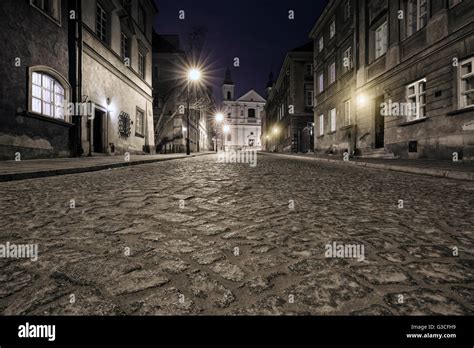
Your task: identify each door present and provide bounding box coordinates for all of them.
[93,110,105,153]
[375,95,385,148]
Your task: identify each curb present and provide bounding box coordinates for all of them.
[0,152,214,183]
[261,152,474,182]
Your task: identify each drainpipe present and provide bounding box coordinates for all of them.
[68,0,83,157]
[353,0,360,156]
[78,0,83,155]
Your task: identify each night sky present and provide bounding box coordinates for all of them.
[154,0,329,101]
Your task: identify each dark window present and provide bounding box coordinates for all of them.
[96,3,107,43]
[409,141,418,153]
[121,32,129,61]
[227,91,231,100]
[138,52,145,79]
[31,0,60,21]
[138,5,146,32]
[248,108,256,118]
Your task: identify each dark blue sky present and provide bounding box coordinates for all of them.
[154,0,328,101]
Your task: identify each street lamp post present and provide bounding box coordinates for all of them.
[223,124,230,152]
[186,68,201,156]
[215,112,224,152]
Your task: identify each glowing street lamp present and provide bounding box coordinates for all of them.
[357,94,367,106]
[188,68,201,82]
[186,67,202,155]
[215,112,224,123]
[223,124,230,133]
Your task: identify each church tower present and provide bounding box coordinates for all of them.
[222,67,235,101]
[265,71,274,98]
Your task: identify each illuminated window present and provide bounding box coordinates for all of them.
[319,114,324,136]
[407,78,427,120]
[31,71,66,120]
[318,73,324,93]
[329,108,336,132]
[328,62,336,85]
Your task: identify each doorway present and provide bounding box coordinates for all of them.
[374,95,385,149]
[93,109,105,153]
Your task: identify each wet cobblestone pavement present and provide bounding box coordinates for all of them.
[0,154,472,315]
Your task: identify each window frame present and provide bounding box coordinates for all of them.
[120,32,130,62]
[306,89,314,107]
[30,0,61,24]
[319,36,324,53]
[375,21,388,59]
[406,78,427,121]
[138,52,146,79]
[28,66,71,122]
[329,19,336,40]
[135,108,145,136]
[343,46,353,73]
[329,108,337,133]
[319,114,325,136]
[344,0,351,21]
[318,73,324,93]
[328,61,336,85]
[344,99,352,126]
[407,0,428,38]
[459,57,474,109]
[96,2,108,43]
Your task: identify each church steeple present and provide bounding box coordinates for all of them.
[223,66,233,85]
[265,71,274,98]
[222,66,235,101]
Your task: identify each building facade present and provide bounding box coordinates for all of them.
[310,0,358,156]
[221,69,265,151]
[0,0,157,160]
[81,0,157,156]
[265,42,315,153]
[0,0,73,160]
[311,0,474,160]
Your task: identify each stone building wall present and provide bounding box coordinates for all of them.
[0,0,72,160]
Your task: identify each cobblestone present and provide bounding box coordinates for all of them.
[0,154,472,315]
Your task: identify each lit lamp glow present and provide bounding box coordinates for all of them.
[188,68,201,82]
[357,94,367,106]
[223,124,230,133]
[215,113,224,123]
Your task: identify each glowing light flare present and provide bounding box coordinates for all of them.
[188,68,201,81]
[215,113,224,123]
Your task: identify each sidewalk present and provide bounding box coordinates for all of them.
[0,152,215,182]
[261,152,474,181]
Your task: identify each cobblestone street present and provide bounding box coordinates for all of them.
[0,154,473,315]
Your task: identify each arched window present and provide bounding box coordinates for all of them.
[227,134,231,142]
[29,67,70,120]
